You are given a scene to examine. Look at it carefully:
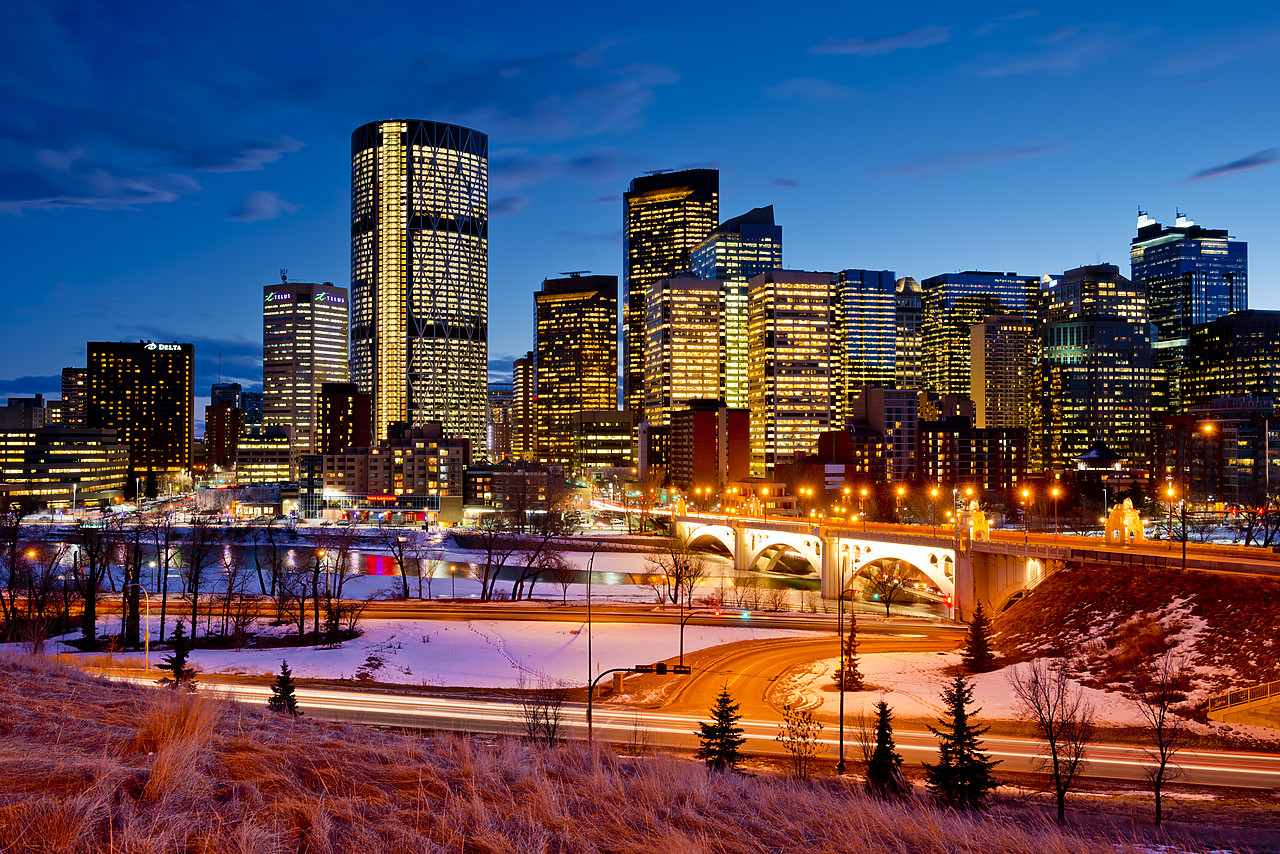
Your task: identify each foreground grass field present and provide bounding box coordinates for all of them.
[0,653,1269,854]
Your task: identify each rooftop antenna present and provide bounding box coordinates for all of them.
[559,270,591,278]
[280,267,288,283]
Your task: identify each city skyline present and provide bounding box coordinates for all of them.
[2,1,1279,411]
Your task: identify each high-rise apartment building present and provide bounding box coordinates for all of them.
[351,120,488,448]
[511,352,537,461]
[1131,212,1247,414]
[644,275,723,429]
[317,382,373,455]
[689,205,782,409]
[747,270,835,476]
[622,169,718,427]
[60,367,87,427]
[1183,310,1280,406]
[87,341,194,482]
[263,281,350,468]
[921,271,1039,396]
[204,402,243,469]
[210,382,242,409]
[851,387,922,484]
[487,382,513,462]
[894,278,923,389]
[669,399,749,493]
[834,269,896,426]
[534,275,617,467]
[970,315,1037,430]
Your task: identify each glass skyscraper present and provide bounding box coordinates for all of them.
[622,169,718,430]
[644,275,723,428]
[833,269,896,426]
[894,277,923,389]
[689,205,782,409]
[1130,212,1247,415]
[351,120,488,450]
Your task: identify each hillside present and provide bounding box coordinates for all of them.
[0,653,1170,854]
[993,563,1280,703]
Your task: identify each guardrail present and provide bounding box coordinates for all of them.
[1208,679,1280,713]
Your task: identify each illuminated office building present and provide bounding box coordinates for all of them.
[211,382,242,409]
[1183,310,1280,407]
[895,277,923,389]
[970,315,1037,430]
[534,275,617,467]
[746,270,835,476]
[351,120,488,449]
[1131,212,1247,414]
[690,205,782,408]
[235,425,293,484]
[834,269,896,426]
[511,352,537,461]
[0,427,128,507]
[87,341,194,483]
[921,271,1039,396]
[644,275,724,429]
[263,281,350,469]
[622,169,718,427]
[487,382,513,462]
[61,367,87,427]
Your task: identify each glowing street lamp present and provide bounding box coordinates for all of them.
[860,488,868,531]
[930,487,940,536]
[1051,486,1061,537]
[1020,488,1031,545]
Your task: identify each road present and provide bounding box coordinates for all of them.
[108,672,1280,788]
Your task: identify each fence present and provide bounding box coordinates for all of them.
[1208,679,1280,713]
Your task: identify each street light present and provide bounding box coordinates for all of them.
[1020,488,1031,546]
[1165,484,1176,551]
[930,487,940,536]
[835,549,859,775]
[1051,486,1060,537]
[125,582,151,669]
[585,541,603,742]
[860,488,868,531]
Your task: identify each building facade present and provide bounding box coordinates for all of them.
[918,417,1028,494]
[1183,310,1280,407]
[1158,396,1280,506]
[834,269,896,425]
[570,409,633,482]
[351,120,488,449]
[317,382,373,455]
[511,352,537,461]
[644,275,723,429]
[894,278,923,389]
[0,427,128,508]
[487,382,513,463]
[622,169,718,427]
[669,399,749,494]
[60,367,87,427]
[921,271,1039,396]
[320,422,471,506]
[970,314,1037,430]
[234,425,292,484]
[203,401,243,470]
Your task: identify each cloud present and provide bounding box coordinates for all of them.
[571,37,639,69]
[1181,149,1279,183]
[880,143,1066,177]
[772,177,800,189]
[0,374,63,399]
[812,25,949,56]
[584,194,618,206]
[975,10,1038,37]
[974,23,1155,77]
[189,137,305,173]
[492,147,634,192]
[763,77,856,101]
[1156,28,1280,76]
[491,194,530,217]
[557,229,621,245]
[227,190,300,222]
[0,159,201,214]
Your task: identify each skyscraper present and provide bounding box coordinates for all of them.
[622,169,718,428]
[263,281,350,468]
[747,270,835,476]
[511,351,537,462]
[644,275,723,429]
[60,367,86,427]
[894,278,923,389]
[351,120,488,448]
[1131,212,1247,415]
[534,275,617,467]
[317,382,373,455]
[690,205,782,409]
[920,271,1040,396]
[1183,310,1280,406]
[833,269,896,426]
[87,341,194,486]
[487,382,513,462]
[969,315,1037,430]
[210,382,242,409]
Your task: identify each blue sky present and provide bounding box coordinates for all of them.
[2,0,1278,415]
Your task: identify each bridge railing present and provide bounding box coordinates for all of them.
[1208,679,1280,714]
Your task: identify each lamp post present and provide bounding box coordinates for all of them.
[126,582,151,669]
[1165,484,1176,550]
[860,488,868,531]
[930,487,939,536]
[895,486,905,524]
[1051,486,1060,537]
[585,541,603,740]
[1020,488,1031,546]
[449,564,457,599]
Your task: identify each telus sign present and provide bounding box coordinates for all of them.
[314,291,346,306]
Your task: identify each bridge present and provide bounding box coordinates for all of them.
[671,512,1280,622]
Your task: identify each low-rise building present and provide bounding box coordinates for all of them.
[0,427,129,508]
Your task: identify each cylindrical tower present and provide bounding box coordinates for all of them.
[351,120,488,450]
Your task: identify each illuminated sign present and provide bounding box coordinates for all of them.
[366,494,396,501]
[314,291,347,306]
[265,291,292,304]
[144,342,184,352]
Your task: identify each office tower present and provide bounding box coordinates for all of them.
[0,426,128,507]
[622,169,718,427]
[240,392,263,425]
[747,270,835,476]
[351,119,488,448]
[511,352,537,461]
[970,315,1037,430]
[203,402,243,469]
[690,205,782,408]
[1158,397,1280,505]
[920,271,1040,396]
[1131,211,1247,414]
[318,382,373,455]
[1183,310,1280,406]
[61,368,87,427]
[487,382,513,462]
[1044,264,1147,328]
[644,275,724,429]
[210,382,242,409]
[87,341,194,484]
[570,410,634,480]
[894,278,923,388]
[534,274,618,467]
[235,425,291,483]
[834,269,896,426]
[263,281,350,468]
[669,399,749,493]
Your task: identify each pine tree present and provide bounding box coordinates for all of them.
[268,659,302,716]
[866,699,910,798]
[924,675,1000,810]
[962,602,994,671]
[696,685,746,771]
[834,614,863,690]
[157,619,196,692]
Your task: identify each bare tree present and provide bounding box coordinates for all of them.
[145,509,180,642]
[546,551,577,604]
[375,519,414,599]
[406,533,445,600]
[644,536,708,607]
[119,511,148,649]
[1236,501,1280,547]
[516,674,569,747]
[1127,651,1191,826]
[1007,658,1096,824]
[70,515,122,649]
[775,702,824,778]
[859,561,916,618]
[181,516,219,641]
[470,513,522,601]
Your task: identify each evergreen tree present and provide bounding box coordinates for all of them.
[866,699,910,798]
[834,614,863,690]
[157,619,196,692]
[696,685,746,771]
[268,659,302,716]
[924,675,1000,810]
[962,602,994,671]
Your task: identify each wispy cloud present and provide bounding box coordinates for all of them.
[0,374,63,399]
[227,190,300,222]
[492,148,635,193]
[812,25,949,57]
[763,77,856,101]
[772,177,801,189]
[491,194,530,217]
[974,23,1155,77]
[192,137,305,173]
[880,143,1066,177]
[975,10,1038,37]
[1181,149,1279,183]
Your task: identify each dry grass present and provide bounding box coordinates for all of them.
[0,652,1245,853]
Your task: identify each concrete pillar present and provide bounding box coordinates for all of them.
[734,523,749,573]
[820,535,840,599]
[953,548,975,623]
